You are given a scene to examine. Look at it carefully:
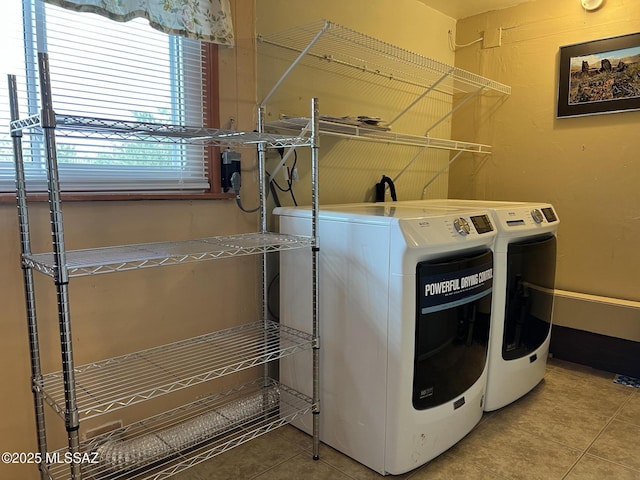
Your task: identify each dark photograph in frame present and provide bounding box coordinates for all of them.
[557,32,640,118]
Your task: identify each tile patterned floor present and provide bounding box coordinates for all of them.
[176,358,640,479]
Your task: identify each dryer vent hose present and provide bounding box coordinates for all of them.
[375,175,397,202]
[96,387,280,471]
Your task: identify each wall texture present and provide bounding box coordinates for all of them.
[4,1,637,478]
[451,0,640,339]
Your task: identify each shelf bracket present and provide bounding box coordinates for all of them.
[424,86,485,136]
[260,20,331,107]
[386,67,455,128]
[420,150,465,197]
[269,119,312,182]
[391,148,430,185]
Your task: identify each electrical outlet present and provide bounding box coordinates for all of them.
[221,149,241,192]
[482,28,502,49]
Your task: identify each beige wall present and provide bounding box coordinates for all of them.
[451,0,640,335]
[4,1,638,478]
[0,2,259,479]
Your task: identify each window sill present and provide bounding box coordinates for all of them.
[0,191,236,203]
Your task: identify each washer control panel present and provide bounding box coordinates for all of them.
[447,214,493,238]
[399,211,496,248]
[453,217,471,236]
[470,214,494,234]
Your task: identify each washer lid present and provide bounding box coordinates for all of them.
[317,204,466,219]
[274,202,476,224]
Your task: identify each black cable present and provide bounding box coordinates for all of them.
[267,173,281,208]
[231,172,260,213]
[232,148,298,213]
[289,150,298,206]
[272,177,290,192]
[267,272,280,321]
[271,149,298,206]
[375,175,397,202]
[235,196,259,213]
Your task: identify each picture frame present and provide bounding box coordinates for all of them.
[557,32,640,118]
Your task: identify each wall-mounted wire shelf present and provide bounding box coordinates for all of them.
[36,321,314,420]
[44,378,313,480]
[258,19,511,101]
[258,19,510,192]
[10,113,311,149]
[23,232,314,278]
[267,117,492,154]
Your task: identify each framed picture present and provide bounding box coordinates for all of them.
[557,32,640,118]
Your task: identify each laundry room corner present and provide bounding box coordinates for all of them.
[450,0,640,375]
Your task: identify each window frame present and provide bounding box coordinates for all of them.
[1,4,230,203]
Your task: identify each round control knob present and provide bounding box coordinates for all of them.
[453,217,471,236]
[530,209,544,224]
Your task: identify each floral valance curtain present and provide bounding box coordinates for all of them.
[44,0,235,45]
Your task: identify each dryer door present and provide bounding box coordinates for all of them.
[413,250,493,410]
[502,235,557,360]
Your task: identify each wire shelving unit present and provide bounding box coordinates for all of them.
[44,378,312,480]
[8,52,320,480]
[23,233,314,277]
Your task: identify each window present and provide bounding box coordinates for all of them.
[0,0,217,195]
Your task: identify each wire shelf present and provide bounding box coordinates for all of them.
[258,19,511,97]
[23,232,314,278]
[45,378,313,480]
[268,117,492,154]
[36,322,315,420]
[10,114,311,148]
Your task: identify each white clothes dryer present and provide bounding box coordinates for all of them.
[400,200,559,411]
[275,203,496,474]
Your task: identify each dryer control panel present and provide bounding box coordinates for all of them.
[496,205,559,230]
[399,212,496,249]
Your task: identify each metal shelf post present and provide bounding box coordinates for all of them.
[310,97,321,461]
[38,52,81,479]
[8,74,48,480]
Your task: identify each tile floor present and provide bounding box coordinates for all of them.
[175,358,640,479]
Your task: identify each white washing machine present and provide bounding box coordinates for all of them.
[275,203,496,475]
[400,200,559,411]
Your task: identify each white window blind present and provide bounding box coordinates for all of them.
[0,0,209,194]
